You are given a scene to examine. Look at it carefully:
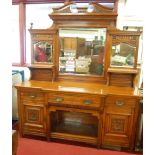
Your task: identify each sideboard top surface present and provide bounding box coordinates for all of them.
[15,80,142,98]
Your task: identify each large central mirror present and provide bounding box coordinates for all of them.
[59,28,106,76]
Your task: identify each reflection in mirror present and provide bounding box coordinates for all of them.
[59,28,106,76]
[111,43,136,67]
[33,41,53,64]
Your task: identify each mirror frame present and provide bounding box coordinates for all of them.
[49,2,117,83]
[29,28,58,65]
[106,28,141,70]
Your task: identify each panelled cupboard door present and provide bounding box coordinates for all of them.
[102,96,138,149]
[22,104,46,136]
[20,91,46,137]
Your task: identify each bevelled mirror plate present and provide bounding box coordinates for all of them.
[59,28,106,76]
[33,41,53,64]
[111,43,136,68]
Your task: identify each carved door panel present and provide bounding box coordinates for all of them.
[22,104,46,136]
[102,106,135,148]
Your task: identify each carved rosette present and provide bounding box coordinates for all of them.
[111,118,125,132]
[28,109,39,122]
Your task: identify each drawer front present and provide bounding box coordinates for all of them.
[47,92,102,109]
[21,91,44,102]
[105,96,136,108]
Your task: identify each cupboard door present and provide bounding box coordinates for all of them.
[102,96,138,149]
[21,104,46,136]
[102,109,134,148]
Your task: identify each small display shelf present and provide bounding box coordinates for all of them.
[28,64,55,81]
[51,121,98,137]
[107,68,138,87]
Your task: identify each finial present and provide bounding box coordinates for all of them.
[30,22,33,29]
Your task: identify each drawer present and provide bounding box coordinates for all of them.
[47,92,102,110]
[21,91,44,102]
[105,96,136,108]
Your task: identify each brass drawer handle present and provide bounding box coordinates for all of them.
[29,95,36,98]
[55,97,64,102]
[115,100,124,106]
[83,100,92,105]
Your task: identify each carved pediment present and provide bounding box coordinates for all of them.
[93,3,114,13]
[51,2,114,14]
[49,2,117,24]
[51,2,113,14]
[48,1,117,27]
[51,1,73,13]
